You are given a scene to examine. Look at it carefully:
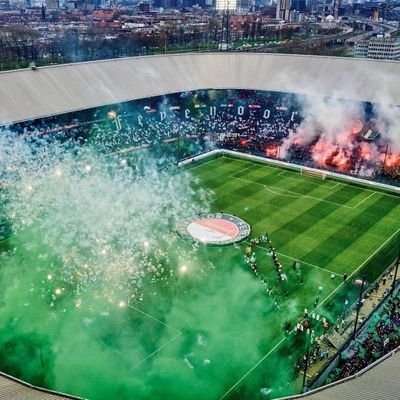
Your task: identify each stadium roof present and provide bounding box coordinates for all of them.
[0,53,400,125]
[284,349,400,400]
[0,371,81,400]
[1,349,399,400]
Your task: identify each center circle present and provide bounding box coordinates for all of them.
[177,213,251,245]
[187,218,240,243]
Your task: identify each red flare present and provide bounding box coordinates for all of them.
[265,145,278,158]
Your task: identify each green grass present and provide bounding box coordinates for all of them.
[184,154,400,398]
[0,153,399,400]
[188,155,400,280]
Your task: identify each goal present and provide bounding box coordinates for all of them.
[300,168,327,180]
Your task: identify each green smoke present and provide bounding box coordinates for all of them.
[0,134,312,400]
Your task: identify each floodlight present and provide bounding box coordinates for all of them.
[216,0,237,11]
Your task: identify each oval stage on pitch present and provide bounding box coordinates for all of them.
[176,213,251,245]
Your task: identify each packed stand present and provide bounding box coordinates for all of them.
[326,291,400,383]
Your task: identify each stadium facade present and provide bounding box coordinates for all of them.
[1,53,400,126]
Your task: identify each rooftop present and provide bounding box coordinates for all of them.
[1,53,400,126]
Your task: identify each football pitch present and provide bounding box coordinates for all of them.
[183,153,400,397]
[0,152,400,400]
[187,154,400,285]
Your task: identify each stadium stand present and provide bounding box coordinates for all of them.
[278,349,400,400]
[1,54,400,185]
[1,53,400,399]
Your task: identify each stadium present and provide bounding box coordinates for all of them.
[0,53,399,400]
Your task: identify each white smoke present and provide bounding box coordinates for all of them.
[0,133,210,308]
[279,92,400,177]
[280,96,365,161]
[373,103,400,152]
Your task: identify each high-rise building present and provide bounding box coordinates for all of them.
[276,0,290,20]
[0,0,10,9]
[291,0,305,12]
[354,35,400,61]
[216,0,237,10]
[138,1,150,11]
[46,0,59,9]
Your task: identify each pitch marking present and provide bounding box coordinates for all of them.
[230,164,258,178]
[277,170,339,190]
[219,337,287,400]
[191,157,400,201]
[246,241,340,277]
[183,157,224,172]
[128,303,181,334]
[0,234,16,245]
[264,186,302,198]
[233,176,353,209]
[277,251,340,277]
[316,226,400,310]
[134,332,182,367]
[352,191,376,209]
[128,303,183,367]
[222,227,400,397]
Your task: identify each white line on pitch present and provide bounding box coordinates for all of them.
[128,303,181,334]
[264,186,302,198]
[233,176,353,209]
[184,157,221,172]
[219,336,286,400]
[342,182,400,200]
[135,332,182,367]
[0,235,15,244]
[229,163,258,178]
[316,226,400,310]
[277,251,341,276]
[230,161,283,178]
[228,157,400,201]
[223,228,400,397]
[245,241,340,276]
[352,191,376,209]
[278,170,332,186]
[283,174,326,186]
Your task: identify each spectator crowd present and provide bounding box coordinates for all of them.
[326,291,400,383]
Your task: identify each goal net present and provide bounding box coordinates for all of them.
[300,168,327,180]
